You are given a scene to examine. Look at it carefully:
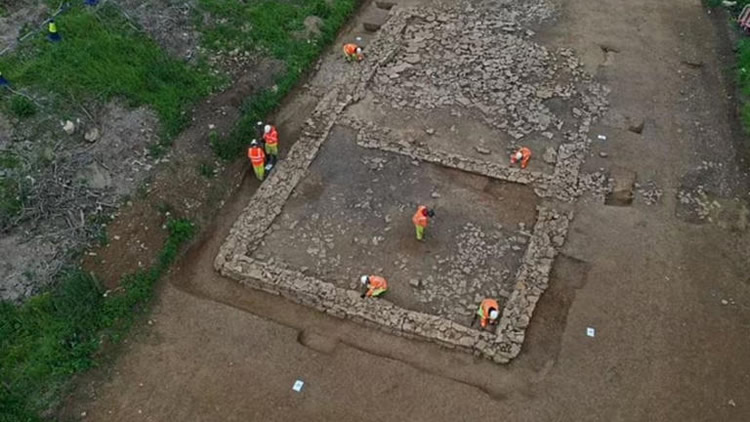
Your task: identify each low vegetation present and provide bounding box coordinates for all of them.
[0,218,195,421]
[205,0,358,158]
[0,0,358,419]
[0,4,218,139]
[706,0,750,160]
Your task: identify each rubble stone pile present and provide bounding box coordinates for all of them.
[217,2,607,364]
[372,2,591,141]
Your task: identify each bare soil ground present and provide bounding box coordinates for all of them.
[58,0,750,420]
[0,100,162,299]
[252,124,538,324]
[0,0,288,301]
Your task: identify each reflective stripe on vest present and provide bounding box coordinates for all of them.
[264,128,278,146]
[249,147,264,166]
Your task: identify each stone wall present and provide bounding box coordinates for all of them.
[220,205,569,363]
[216,7,411,269]
[215,4,595,363]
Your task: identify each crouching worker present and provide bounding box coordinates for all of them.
[510,147,532,169]
[360,275,387,298]
[343,43,364,62]
[472,298,500,330]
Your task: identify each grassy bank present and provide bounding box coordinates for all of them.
[0,219,195,421]
[205,0,358,158]
[706,1,750,160]
[0,4,218,139]
[0,0,358,419]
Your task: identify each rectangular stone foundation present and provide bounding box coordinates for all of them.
[216,6,579,363]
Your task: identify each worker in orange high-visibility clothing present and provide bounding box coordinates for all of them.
[343,43,363,62]
[262,124,279,168]
[360,275,388,298]
[248,139,266,181]
[412,205,435,241]
[472,298,500,329]
[510,147,532,169]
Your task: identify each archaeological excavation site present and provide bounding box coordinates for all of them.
[215,0,609,363]
[6,0,750,416]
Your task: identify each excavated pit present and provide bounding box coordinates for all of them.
[251,125,540,326]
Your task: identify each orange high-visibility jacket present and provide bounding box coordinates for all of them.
[248,146,265,167]
[366,276,388,297]
[477,299,499,328]
[264,126,279,146]
[412,205,429,228]
[512,147,532,168]
[343,43,360,56]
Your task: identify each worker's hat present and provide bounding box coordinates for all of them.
[250,139,258,146]
[360,275,369,285]
[489,309,499,320]
[264,124,272,134]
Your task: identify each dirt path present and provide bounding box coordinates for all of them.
[60,0,750,420]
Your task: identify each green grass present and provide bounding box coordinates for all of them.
[7,95,37,118]
[709,0,750,159]
[0,218,195,421]
[203,0,357,159]
[0,4,219,139]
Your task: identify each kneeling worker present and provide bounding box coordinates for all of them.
[472,298,500,329]
[510,147,532,169]
[360,275,388,298]
[343,43,364,62]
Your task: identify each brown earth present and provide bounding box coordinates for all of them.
[251,124,538,324]
[59,0,750,421]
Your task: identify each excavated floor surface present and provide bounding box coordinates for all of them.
[251,125,540,325]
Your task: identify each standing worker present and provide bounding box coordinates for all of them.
[262,124,279,169]
[510,147,532,169]
[255,121,266,146]
[412,205,435,241]
[47,19,61,42]
[343,43,364,62]
[248,139,266,181]
[360,275,388,298]
[472,298,500,329]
